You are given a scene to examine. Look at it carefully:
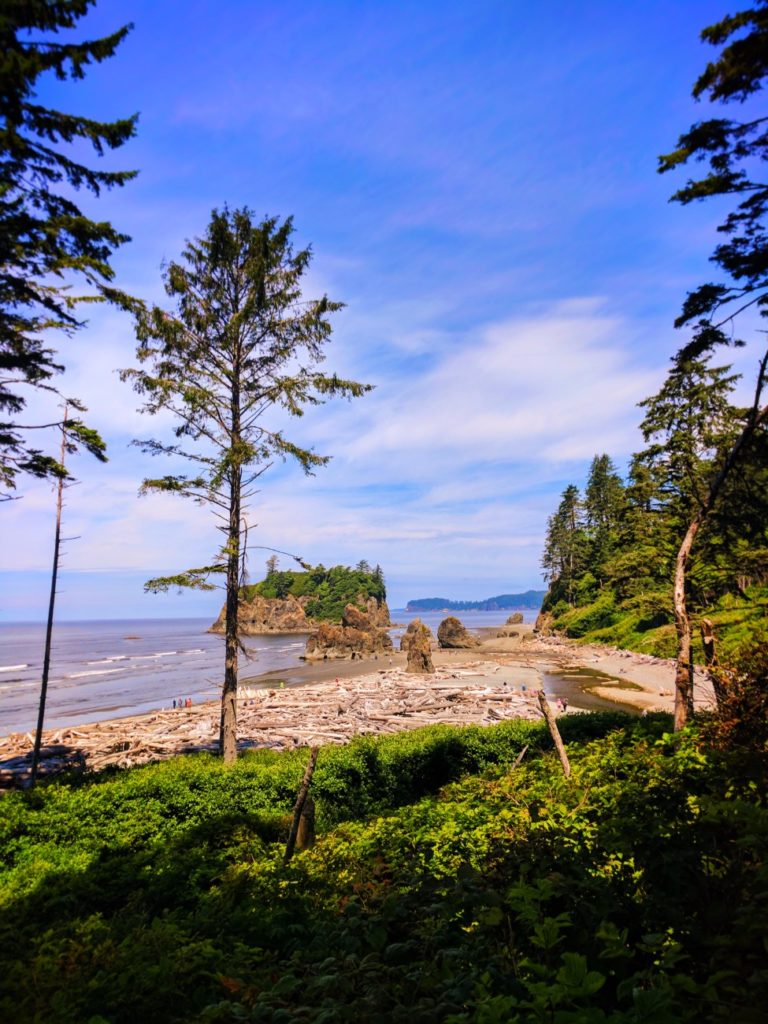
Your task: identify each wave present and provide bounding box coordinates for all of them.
[67,668,129,679]
[0,663,29,672]
[127,651,178,661]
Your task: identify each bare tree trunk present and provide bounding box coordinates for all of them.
[673,516,700,731]
[220,467,241,763]
[284,746,319,864]
[672,358,768,731]
[220,359,242,762]
[537,691,570,778]
[31,413,67,785]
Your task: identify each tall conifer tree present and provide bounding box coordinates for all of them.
[0,1,136,497]
[121,207,371,762]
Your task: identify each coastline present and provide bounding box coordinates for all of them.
[0,619,715,785]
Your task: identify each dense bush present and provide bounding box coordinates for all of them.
[1,713,766,1023]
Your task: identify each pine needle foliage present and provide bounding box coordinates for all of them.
[0,0,137,496]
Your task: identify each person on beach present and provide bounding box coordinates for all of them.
[172,699,177,709]
[562,697,568,712]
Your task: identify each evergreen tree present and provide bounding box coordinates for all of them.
[120,207,370,762]
[541,484,588,607]
[584,454,625,584]
[658,1,768,360]
[659,3,768,727]
[265,554,279,577]
[0,1,137,497]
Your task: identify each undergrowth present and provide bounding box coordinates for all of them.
[0,712,766,1023]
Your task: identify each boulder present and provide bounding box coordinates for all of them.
[400,619,435,673]
[506,612,524,625]
[437,616,481,649]
[496,629,520,638]
[303,604,394,661]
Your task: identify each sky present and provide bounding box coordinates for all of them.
[1,0,754,620]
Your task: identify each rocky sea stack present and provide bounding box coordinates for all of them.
[209,563,389,635]
[303,603,393,661]
[400,619,435,673]
[437,616,481,649]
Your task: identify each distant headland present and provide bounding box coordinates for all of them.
[405,590,546,612]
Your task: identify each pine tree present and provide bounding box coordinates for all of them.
[0,1,137,497]
[659,3,768,726]
[120,207,371,762]
[584,454,625,584]
[541,484,588,607]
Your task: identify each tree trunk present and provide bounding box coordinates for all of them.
[220,352,242,762]
[284,746,319,864]
[673,516,700,731]
[220,468,241,762]
[536,691,570,778]
[671,384,768,731]
[30,414,67,785]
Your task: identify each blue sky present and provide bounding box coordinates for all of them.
[2,0,749,620]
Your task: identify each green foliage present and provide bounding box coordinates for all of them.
[0,0,137,495]
[658,0,768,356]
[243,563,386,622]
[1,715,766,1022]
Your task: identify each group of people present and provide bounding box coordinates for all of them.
[555,697,569,713]
[172,697,193,710]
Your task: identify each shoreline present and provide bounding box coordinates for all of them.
[0,620,715,785]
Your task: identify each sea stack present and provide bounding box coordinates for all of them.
[437,616,481,649]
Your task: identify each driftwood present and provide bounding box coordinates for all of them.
[0,663,543,788]
[536,691,570,778]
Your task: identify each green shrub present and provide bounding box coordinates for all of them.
[0,715,765,1023]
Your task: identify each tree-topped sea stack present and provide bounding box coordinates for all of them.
[437,616,481,649]
[210,563,389,635]
[401,619,435,673]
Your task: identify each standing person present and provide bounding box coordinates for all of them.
[562,697,568,713]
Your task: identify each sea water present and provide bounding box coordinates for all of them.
[0,618,308,736]
[0,608,540,737]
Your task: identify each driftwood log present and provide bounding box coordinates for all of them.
[0,663,544,788]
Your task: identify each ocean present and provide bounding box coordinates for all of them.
[0,608,538,737]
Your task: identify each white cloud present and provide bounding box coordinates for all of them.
[3,298,665,609]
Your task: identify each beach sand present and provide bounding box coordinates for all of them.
[0,623,714,785]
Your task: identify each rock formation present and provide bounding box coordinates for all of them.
[210,592,390,635]
[400,619,435,673]
[506,612,524,625]
[437,616,481,649]
[534,610,554,636]
[303,604,393,661]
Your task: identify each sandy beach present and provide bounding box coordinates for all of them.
[0,623,715,785]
